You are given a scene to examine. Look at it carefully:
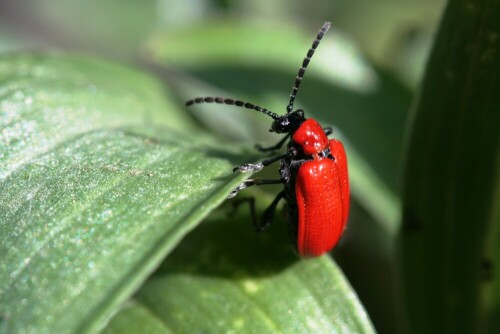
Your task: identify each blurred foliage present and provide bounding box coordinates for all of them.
[399,0,500,333]
[0,0,497,333]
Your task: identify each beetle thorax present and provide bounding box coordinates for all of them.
[292,119,329,155]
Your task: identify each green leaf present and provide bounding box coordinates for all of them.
[0,53,242,333]
[0,52,195,177]
[103,212,376,334]
[398,0,500,332]
[101,300,171,334]
[0,52,373,334]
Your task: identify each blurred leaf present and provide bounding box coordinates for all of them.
[101,301,171,334]
[334,0,445,83]
[398,0,500,333]
[0,53,244,333]
[0,0,158,58]
[0,28,27,53]
[104,211,376,334]
[145,20,410,238]
[146,20,378,94]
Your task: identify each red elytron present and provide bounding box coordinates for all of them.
[186,22,350,257]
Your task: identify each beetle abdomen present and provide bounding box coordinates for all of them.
[295,158,344,257]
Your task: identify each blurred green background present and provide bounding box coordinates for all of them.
[1,0,498,333]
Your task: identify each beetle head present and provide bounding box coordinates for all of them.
[271,109,305,134]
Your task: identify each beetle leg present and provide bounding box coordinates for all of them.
[323,126,333,136]
[227,178,282,199]
[289,158,311,168]
[228,197,257,228]
[256,190,286,232]
[234,152,292,173]
[255,133,291,152]
[233,162,265,173]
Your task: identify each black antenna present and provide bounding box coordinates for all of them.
[287,21,331,113]
[186,96,279,120]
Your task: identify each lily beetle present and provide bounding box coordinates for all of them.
[186,22,350,257]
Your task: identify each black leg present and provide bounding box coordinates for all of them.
[228,197,257,228]
[289,158,311,169]
[233,152,292,173]
[255,134,291,152]
[227,178,282,199]
[323,126,333,136]
[256,190,286,232]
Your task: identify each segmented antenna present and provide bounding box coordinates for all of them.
[185,96,279,120]
[287,21,331,113]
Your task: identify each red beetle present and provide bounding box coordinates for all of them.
[186,22,350,257]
